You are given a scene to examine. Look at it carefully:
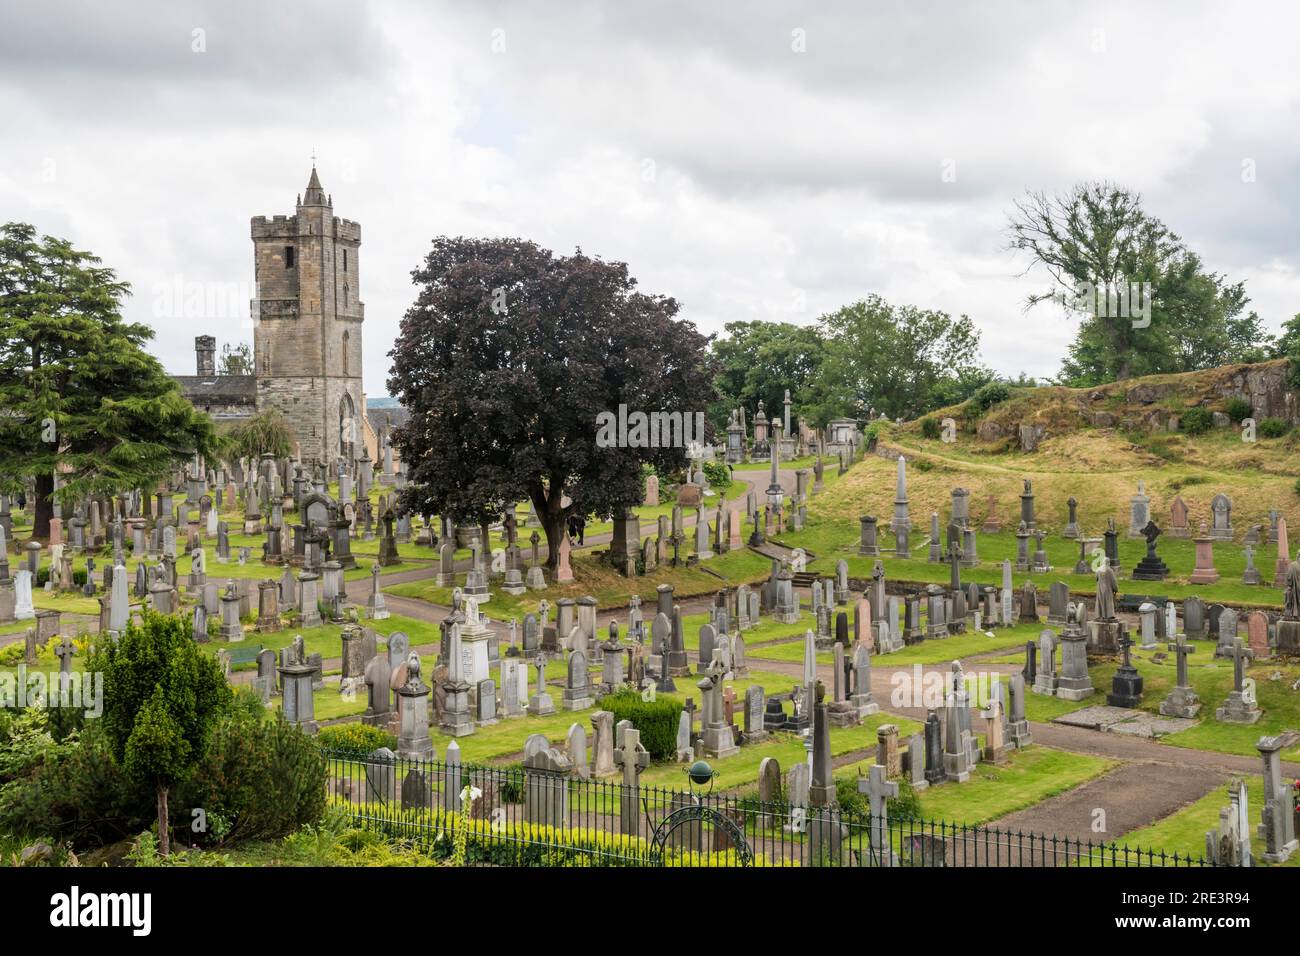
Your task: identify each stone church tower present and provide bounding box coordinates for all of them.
[250,167,365,464]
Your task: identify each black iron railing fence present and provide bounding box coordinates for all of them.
[322,748,1211,868]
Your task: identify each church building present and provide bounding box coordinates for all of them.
[174,167,379,465]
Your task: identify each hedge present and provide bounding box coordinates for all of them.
[336,799,788,867]
[596,690,682,762]
[317,723,397,755]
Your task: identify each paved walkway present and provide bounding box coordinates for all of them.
[990,762,1224,848]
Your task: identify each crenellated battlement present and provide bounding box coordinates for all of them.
[247,167,364,464]
[251,215,298,239]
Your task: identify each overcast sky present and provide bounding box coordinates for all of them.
[4,0,1300,397]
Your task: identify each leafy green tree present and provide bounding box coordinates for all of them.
[1273,313,1300,386]
[815,295,992,421]
[92,612,231,855]
[387,237,715,571]
[1276,313,1300,356]
[219,342,252,376]
[224,408,294,460]
[709,321,831,428]
[0,222,217,539]
[1008,183,1264,384]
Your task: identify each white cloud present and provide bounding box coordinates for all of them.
[1,0,1298,398]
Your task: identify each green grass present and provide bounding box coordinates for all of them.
[678,609,815,651]
[639,712,920,791]
[747,621,1044,667]
[732,455,822,472]
[1006,640,1300,761]
[1121,776,1300,866]
[385,546,777,618]
[783,515,1286,610]
[207,613,442,671]
[834,745,1115,827]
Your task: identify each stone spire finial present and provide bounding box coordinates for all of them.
[302,166,328,205]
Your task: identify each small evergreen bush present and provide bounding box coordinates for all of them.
[702,460,731,488]
[317,723,396,755]
[1258,417,1290,439]
[1224,397,1252,423]
[595,690,682,762]
[1180,407,1213,435]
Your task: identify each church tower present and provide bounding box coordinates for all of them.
[250,167,364,464]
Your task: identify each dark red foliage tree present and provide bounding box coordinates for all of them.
[388,237,715,571]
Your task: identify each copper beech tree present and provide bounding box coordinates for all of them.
[388,237,715,572]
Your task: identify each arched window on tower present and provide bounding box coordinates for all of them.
[342,330,350,376]
[343,283,349,308]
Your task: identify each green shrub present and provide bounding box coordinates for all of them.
[595,690,683,763]
[1168,474,1209,492]
[834,775,867,816]
[887,778,924,823]
[920,417,941,440]
[0,643,24,667]
[1180,406,1213,435]
[35,568,87,589]
[702,460,730,488]
[348,800,788,867]
[964,381,1011,419]
[0,718,155,849]
[0,688,325,851]
[180,710,327,847]
[1258,417,1290,439]
[491,763,526,803]
[318,723,396,755]
[832,773,922,823]
[1224,397,1253,423]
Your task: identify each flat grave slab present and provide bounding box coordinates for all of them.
[1052,705,1195,738]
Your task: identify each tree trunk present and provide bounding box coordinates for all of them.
[156,785,170,857]
[534,488,568,573]
[32,472,53,541]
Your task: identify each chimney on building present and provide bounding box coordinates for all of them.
[195,335,216,376]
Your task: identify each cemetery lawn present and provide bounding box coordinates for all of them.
[786,516,1286,611]
[679,609,815,650]
[961,644,1300,757]
[746,621,1041,667]
[385,546,776,619]
[1121,776,1300,866]
[1056,649,1300,762]
[836,745,1115,827]
[31,591,100,616]
[398,667,802,766]
[732,455,821,471]
[641,712,922,792]
[1155,655,1300,762]
[209,613,441,671]
[27,548,421,620]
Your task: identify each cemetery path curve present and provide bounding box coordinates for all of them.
[988,762,1224,846]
